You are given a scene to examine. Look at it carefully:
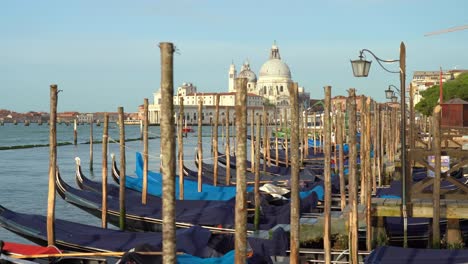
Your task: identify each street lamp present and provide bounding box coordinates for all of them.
[351,42,408,247]
[391,95,398,103]
[385,84,400,99]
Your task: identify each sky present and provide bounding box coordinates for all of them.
[1,0,467,113]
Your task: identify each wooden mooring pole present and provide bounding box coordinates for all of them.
[73,119,77,145]
[289,83,301,263]
[160,42,176,263]
[254,113,261,231]
[347,89,359,264]
[225,107,231,185]
[118,106,126,231]
[213,94,220,186]
[101,113,109,228]
[432,105,441,248]
[89,119,93,171]
[142,98,149,204]
[234,77,248,264]
[178,97,185,200]
[47,84,58,246]
[323,86,332,264]
[197,97,203,192]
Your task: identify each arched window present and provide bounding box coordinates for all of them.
[280,86,283,92]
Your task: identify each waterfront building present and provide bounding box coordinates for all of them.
[148,43,310,125]
[411,69,468,105]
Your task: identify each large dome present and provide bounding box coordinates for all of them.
[238,69,257,82]
[259,59,291,79]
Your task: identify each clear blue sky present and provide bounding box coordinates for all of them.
[1,0,467,113]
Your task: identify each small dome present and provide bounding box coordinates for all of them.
[238,69,257,82]
[259,59,291,79]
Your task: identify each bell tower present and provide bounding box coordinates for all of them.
[228,61,236,92]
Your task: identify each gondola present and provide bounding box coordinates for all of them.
[0,204,228,257]
[79,159,325,231]
[216,150,318,181]
[0,205,287,263]
[111,152,325,201]
[58,168,240,233]
[110,153,250,201]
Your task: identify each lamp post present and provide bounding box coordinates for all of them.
[351,42,408,247]
[385,84,400,99]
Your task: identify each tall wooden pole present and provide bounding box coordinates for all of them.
[73,119,77,145]
[432,105,442,248]
[323,86,332,264]
[118,106,126,231]
[254,113,261,231]
[289,83,301,263]
[284,109,289,167]
[234,78,248,264]
[400,42,409,248]
[365,98,372,251]
[251,109,255,171]
[213,94,220,186]
[101,113,109,228]
[47,84,58,246]
[178,97,185,200]
[263,107,268,171]
[347,89,359,264]
[197,97,203,192]
[89,119,93,171]
[142,98,149,204]
[225,107,231,185]
[337,104,346,210]
[160,42,176,263]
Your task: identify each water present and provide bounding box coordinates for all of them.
[0,122,217,244]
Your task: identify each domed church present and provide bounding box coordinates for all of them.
[228,42,308,109]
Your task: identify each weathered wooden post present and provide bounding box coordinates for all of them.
[323,86,332,264]
[213,94,220,186]
[225,107,231,185]
[289,83,301,264]
[284,109,289,167]
[360,97,366,204]
[160,42,176,263]
[89,119,93,171]
[347,89,359,264]
[73,119,78,145]
[178,97,185,200]
[263,107,268,171]
[251,109,255,171]
[197,97,203,192]
[101,113,109,228]
[337,104,346,211]
[365,98,372,251]
[432,105,442,248]
[142,98,149,204]
[118,106,126,231]
[254,113,261,231]
[234,77,248,264]
[275,112,280,166]
[47,84,58,246]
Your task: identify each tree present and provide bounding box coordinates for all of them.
[415,72,468,116]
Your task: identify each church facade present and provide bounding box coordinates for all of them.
[148,43,310,125]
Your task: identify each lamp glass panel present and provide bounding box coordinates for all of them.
[350,59,372,77]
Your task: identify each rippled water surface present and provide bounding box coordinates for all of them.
[0,122,215,243]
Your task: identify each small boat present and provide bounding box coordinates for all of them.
[181,126,194,133]
[0,205,244,258]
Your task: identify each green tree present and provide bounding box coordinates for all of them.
[415,72,468,116]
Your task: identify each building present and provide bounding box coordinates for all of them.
[229,43,310,110]
[411,69,468,105]
[149,82,265,125]
[441,98,468,128]
[148,43,311,125]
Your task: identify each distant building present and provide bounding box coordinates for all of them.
[148,43,310,125]
[411,69,468,105]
